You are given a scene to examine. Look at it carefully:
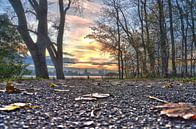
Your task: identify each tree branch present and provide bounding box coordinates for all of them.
[25,10,37,17]
[28,0,39,14]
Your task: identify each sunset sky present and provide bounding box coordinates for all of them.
[0,0,117,71]
[63,0,117,70]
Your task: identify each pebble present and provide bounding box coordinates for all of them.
[0,80,195,128]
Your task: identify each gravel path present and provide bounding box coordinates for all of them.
[0,79,196,129]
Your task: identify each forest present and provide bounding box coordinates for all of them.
[88,0,196,79]
[0,0,196,128]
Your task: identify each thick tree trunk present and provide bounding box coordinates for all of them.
[8,0,49,79]
[55,58,65,79]
[30,49,49,78]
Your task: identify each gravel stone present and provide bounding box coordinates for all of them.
[0,79,195,128]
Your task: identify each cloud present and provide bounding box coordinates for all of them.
[66,15,94,28]
[63,52,74,57]
[75,45,98,51]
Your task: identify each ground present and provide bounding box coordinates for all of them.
[0,79,196,129]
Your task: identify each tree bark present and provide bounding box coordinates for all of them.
[116,6,123,79]
[176,0,187,77]
[168,0,176,76]
[9,0,49,79]
[47,0,72,79]
[158,0,168,77]
[138,0,148,76]
[143,0,155,77]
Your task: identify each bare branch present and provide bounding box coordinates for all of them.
[28,0,39,14]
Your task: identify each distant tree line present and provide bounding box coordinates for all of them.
[88,0,196,79]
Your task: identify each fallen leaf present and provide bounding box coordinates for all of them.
[75,97,97,101]
[0,103,40,111]
[155,102,196,120]
[5,82,15,93]
[0,103,29,111]
[5,82,22,94]
[83,93,110,99]
[49,83,58,88]
[22,91,34,95]
[0,89,5,92]
[163,82,174,88]
[54,89,70,92]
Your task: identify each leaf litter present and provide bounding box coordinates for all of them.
[75,93,110,101]
[0,82,39,95]
[0,103,40,111]
[148,95,196,120]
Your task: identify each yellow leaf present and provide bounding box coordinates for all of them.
[0,103,28,111]
[0,105,20,111]
[49,83,58,87]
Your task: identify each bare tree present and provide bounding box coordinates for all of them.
[9,0,49,78]
[47,0,71,79]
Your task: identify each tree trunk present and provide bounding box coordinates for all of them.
[135,49,140,77]
[30,49,49,78]
[117,52,121,79]
[116,1,123,79]
[120,50,124,79]
[158,0,168,77]
[8,0,49,79]
[189,0,196,47]
[176,0,187,77]
[55,58,65,79]
[168,0,176,76]
[143,0,155,77]
[189,0,195,76]
[138,0,148,76]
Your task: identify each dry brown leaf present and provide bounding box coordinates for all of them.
[155,102,196,120]
[5,82,21,94]
[6,82,15,93]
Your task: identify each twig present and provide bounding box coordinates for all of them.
[147,95,168,103]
